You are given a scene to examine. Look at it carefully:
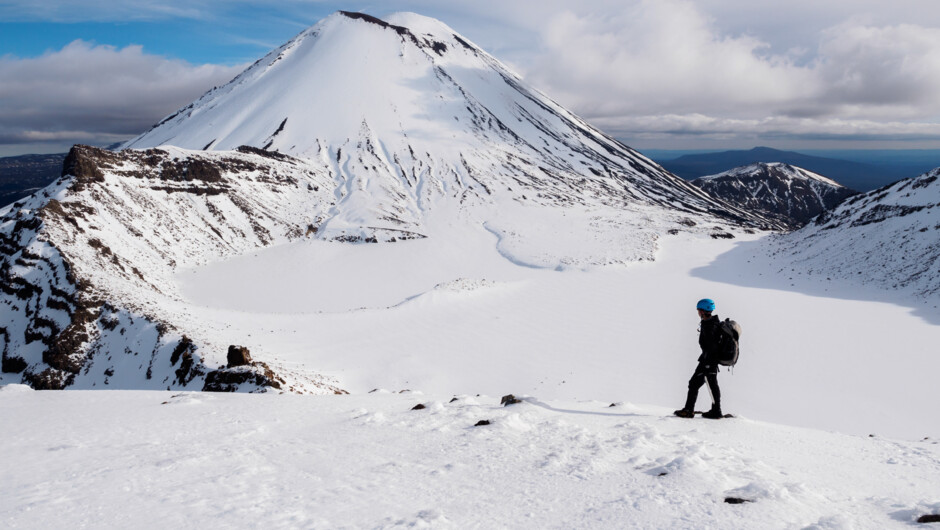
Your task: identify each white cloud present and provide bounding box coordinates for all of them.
[499,0,940,145]
[527,2,816,118]
[0,40,244,147]
[816,23,940,113]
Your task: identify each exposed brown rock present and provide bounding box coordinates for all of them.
[203,361,285,392]
[24,367,71,390]
[61,145,106,183]
[44,300,101,374]
[169,336,204,386]
[170,336,195,365]
[227,345,252,367]
[236,145,292,161]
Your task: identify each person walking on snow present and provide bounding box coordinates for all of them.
[674,298,725,419]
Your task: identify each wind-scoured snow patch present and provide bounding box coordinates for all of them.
[392,278,510,309]
[484,204,672,270]
[432,278,499,293]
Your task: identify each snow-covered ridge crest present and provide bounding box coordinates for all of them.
[123,10,775,239]
[698,162,843,188]
[0,144,344,393]
[692,162,858,230]
[772,167,940,298]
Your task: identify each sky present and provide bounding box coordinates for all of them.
[2,0,940,156]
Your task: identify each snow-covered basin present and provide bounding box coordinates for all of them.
[2,388,938,528]
[174,224,940,442]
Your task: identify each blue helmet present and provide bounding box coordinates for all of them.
[696,298,716,312]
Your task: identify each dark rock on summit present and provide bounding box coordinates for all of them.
[501,394,522,406]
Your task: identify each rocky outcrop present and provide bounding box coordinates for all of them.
[227,345,253,367]
[203,362,283,392]
[0,145,341,393]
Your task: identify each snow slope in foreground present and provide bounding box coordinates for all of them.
[1,387,938,529]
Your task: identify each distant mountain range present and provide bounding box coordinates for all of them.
[652,146,935,192]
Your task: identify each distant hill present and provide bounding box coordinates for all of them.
[692,163,858,230]
[0,153,66,207]
[654,147,906,192]
[774,167,940,299]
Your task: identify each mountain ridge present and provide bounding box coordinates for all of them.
[772,167,940,298]
[692,162,858,229]
[0,144,345,392]
[657,146,905,192]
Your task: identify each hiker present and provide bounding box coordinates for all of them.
[674,298,725,419]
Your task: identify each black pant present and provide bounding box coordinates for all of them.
[685,361,720,411]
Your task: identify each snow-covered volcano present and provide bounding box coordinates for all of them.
[125,11,769,241]
[692,163,858,230]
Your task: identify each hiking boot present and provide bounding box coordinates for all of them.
[702,408,723,419]
[673,409,694,418]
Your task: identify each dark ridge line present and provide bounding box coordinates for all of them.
[272,118,288,138]
[338,11,421,47]
[453,34,475,50]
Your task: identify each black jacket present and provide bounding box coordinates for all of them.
[697,315,724,365]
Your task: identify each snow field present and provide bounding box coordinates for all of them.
[2,386,938,529]
[173,229,940,441]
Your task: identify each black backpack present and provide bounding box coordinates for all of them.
[717,318,741,367]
